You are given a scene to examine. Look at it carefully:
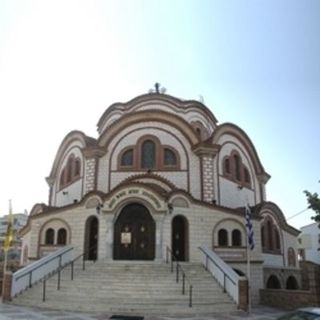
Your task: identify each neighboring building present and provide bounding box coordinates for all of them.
[0,213,28,260]
[20,90,300,303]
[298,222,320,264]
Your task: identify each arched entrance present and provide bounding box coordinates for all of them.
[114,203,155,260]
[84,216,98,260]
[172,215,188,261]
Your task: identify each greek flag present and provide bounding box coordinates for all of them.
[245,205,255,250]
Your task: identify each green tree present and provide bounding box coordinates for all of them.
[304,190,320,227]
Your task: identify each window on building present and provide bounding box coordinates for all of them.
[118,136,180,171]
[224,158,230,174]
[222,151,251,188]
[288,247,296,267]
[57,228,67,245]
[234,154,241,181]
[121,149,134,166]
[45,228,54,245]
[244,168,250,184]
[218,229,228,246]
[232,229,242,246]
[59,154,82,190]
[262,217,282,254]
[141,140,156,169]
[74,159,81,176]
[164,148,177,166]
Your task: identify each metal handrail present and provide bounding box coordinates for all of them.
[166,246,193,307]
[15,246,73,282]
[199,246,236,287]
[42,244,97,302]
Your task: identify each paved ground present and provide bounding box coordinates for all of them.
[0,302,287,320]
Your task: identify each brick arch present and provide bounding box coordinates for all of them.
[98,110,200,148]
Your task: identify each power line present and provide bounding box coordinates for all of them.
[286,208,310,221]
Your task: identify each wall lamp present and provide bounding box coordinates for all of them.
[167,203,174,214]
[96,203,104,214]
[62,191,68,195]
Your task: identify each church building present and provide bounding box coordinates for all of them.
[20,89,300,303]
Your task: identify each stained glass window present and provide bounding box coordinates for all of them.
[141,140,155,169]
[164,148,177,166]
[121,149,133,166]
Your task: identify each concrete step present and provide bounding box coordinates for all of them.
[11,260,237,315]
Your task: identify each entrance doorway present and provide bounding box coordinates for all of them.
[114,203,155,260]
[172,215,188,261]
[84,216,98,260]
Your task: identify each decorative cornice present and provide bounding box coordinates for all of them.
[192,143,221,157]
[82,146,107,159]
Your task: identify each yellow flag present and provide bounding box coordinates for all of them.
[3,200,14,252]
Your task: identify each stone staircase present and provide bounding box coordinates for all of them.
[10,260,237,315]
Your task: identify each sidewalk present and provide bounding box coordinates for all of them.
[0,302,286,320]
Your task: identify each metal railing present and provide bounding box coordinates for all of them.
[42,244,97,302]
[166,246,193,307]
[12,246,74,297]
[11,245,97,301]
[199,246,245,305]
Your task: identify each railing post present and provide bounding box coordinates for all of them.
[189,285,193,307]
[57,268,61,290]
[171,256,173,273]
[205,255,208,270]
[166,247,168,264]
[42,278,46,302]
[182,273,185,295]
[83,256,85,271]
[29,271,32,288]
[71,261,74,280]
[176,263,179,283]
[223,273,226,292]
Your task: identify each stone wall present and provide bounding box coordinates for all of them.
[260,289,319,310]
[260,261,320,309]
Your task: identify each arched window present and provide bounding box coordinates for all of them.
[45,228,55,245]
[57,228,67,245]
[267,220,273,250]
[266,275,281,289]
[74,158,81,176]
[288,248,296,267]
[286,276,298,290]
[234,154,241,181]
[244,167,250,184]
[261,225,265,249]
[224,158,230,174]
[164,148,177,166]
[218,229,228,246]
[66,157,73,183]
[232,229,242,246]
[274,227,281,250]
[121,149,134,166]
[60,168,66,188]
[141,140,156,169]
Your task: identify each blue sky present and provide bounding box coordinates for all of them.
[0,0,319,229]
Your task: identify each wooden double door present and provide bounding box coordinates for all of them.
[114,203,155,260]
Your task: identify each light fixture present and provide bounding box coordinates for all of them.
[62,191,68,195]
[96,203,104,214]
[167,203,173,214]
[237,185,243,190]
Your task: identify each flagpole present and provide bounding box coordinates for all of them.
[246,238,251,314]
